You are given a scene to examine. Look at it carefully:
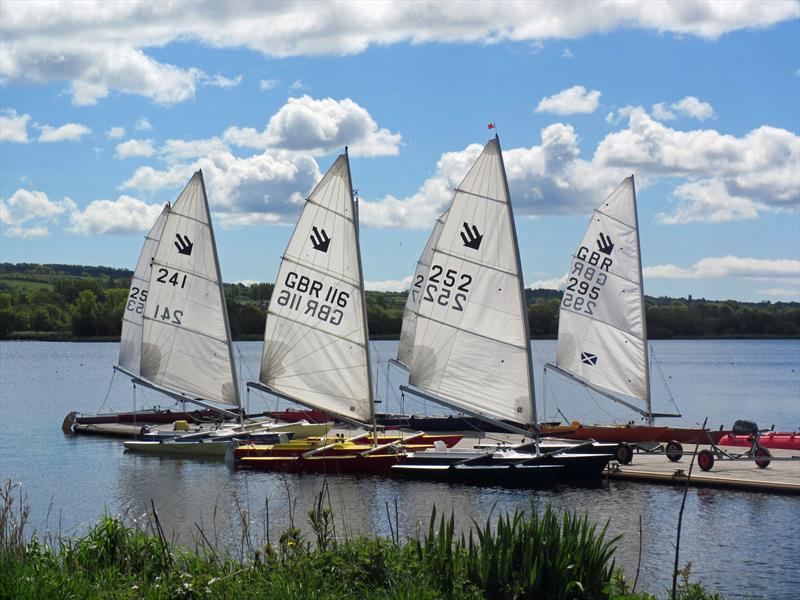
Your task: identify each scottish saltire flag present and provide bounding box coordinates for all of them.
[581,352,598,366]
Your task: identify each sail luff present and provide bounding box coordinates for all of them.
[198,170,240,409]
[494,134,537,424]
[630,174,652,422]
[346,147,376,427]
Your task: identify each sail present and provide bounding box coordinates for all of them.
[400,138,534,424]
[139,171,239,407]
[118,205,168,374]
[258,153,373,423]
[397,210,448,367]
[554,176,649,403]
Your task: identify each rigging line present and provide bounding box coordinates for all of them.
[650,344,680,412]
[97,368,118,413]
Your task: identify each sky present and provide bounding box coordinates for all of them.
[1,1,798,302]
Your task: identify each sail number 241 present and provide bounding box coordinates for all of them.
[414,264,472,311]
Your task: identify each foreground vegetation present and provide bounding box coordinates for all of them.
[0,482,722,600]
[1,262,798,340]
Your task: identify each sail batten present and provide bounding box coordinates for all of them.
[397,138,534,425]
[554,176,650,406]
[258,153,373,424]
[139,171,239,408]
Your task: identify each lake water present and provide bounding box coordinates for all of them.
[1,339,798,597]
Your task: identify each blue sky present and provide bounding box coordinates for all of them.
[1,1,798,301]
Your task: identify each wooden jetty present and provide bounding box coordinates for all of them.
[605,446,800,494]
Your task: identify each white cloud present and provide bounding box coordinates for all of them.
[289,79,305,90]
[651,103,676,121]
[595,107,799,221]
[122,148,322,227]
[259,78,278,91]
[0,188,75,238]
[68,195,165,235]
[0,109,31,142]
[37,123,91,142]
[224,95,402,157]
[756,287,799,298]
[115,138,155,158]
[106,126,125,139]
[201,73,242,88]
[562,48,574,58]
[135,117,153,131]
[536,85,601,115]
[672,96,715,120]
[365,276,412,292]
[529,275,567,290]
[159,137,230,162]
[5,225,49,239]
[643,256,800,280]
[2,2,794,105]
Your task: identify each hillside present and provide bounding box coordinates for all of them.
[1,263,798,339]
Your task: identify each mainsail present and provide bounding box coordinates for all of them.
[398,137,534,425]
[139,171,239,407]
[118,204,168,374]
[552,176,650,408]
[257,152,373,424]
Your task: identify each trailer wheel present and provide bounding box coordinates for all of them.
[616,443,633,465]
[754,446,771,469]
[665,441,683,462]
[698,449,715,471]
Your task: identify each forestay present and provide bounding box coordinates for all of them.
[400,138,533,424]
[118,205,168,375]
[140,171,239,407]
[554,176,649,404]
[258,153,373,423]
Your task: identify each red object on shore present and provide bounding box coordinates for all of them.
[260,409,332,424]
[719,431,800,451]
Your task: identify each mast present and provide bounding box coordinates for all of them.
[346,147,377,440]
[630,175,652,424]
[199,169,241,411]
[495,135,538,429]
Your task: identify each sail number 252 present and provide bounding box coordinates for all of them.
[414,264,472,312]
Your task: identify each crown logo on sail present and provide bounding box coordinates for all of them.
[460,222,483,250]
[596,232,614,255]
[310,226,331,253]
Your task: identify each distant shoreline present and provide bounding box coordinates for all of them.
[3,332,797,342]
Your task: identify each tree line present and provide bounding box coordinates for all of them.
[1,263,798,339]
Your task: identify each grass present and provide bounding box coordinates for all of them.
[0,480,723,599]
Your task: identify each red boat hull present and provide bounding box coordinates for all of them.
[719,432,800,451]
[540,424,670,444]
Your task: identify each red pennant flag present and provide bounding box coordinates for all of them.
[487,122,495,129]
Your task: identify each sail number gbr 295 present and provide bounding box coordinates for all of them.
[413,265,472,312]
[562,249,612,316]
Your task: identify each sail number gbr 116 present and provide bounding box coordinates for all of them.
[412,264,472,311]
[275,271,349,326]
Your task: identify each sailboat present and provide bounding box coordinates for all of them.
[239,150,460,473]
[540,176,715,447]
[112,171,327,456]
[389,135,613,483]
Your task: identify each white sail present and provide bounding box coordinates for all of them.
[554,176,649,404]
[400,138,534,424]
[118,205,168,374]
[140,171,239,407]
[397,210,448,367]
[258,153,373,423]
